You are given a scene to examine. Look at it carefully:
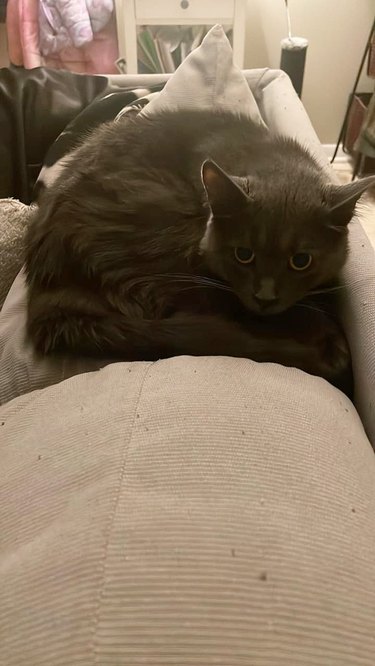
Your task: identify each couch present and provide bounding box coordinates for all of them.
[1,60,375,665]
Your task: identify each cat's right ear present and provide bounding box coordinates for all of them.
[201,160,249,216]
[327,175,375,228]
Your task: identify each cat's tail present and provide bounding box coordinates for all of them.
[27,293,267,361]
[26,291,352,397]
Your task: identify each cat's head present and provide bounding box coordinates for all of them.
[201,158,375,315]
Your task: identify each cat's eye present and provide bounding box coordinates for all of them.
[289,252,313,271]
[234,247,255,264]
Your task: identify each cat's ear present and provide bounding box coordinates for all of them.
[327,175,375,227]
[201,159,249,215]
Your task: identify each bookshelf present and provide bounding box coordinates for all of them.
[114,0,246,73]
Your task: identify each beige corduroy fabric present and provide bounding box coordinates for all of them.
[0,268,108,405]
[1,358,375,665]
[341,219,375,444]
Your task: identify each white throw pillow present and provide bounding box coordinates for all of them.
[140,24,265,125]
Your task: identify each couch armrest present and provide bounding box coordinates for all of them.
[341,220,375,443]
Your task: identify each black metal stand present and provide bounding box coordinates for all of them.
[331,17,375,165]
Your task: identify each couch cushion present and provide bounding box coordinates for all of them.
[140,24,265,124]
[1,356,375,665]
[0,270,106,405]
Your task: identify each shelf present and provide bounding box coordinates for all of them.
[115,0,246,73]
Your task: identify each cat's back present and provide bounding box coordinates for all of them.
[80,109,270,179]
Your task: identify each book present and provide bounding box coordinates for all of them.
[154,37,166,73]
[155,37,175,73]
[138,28,163,72]
[137,34,156,71]
[133,25,232,74]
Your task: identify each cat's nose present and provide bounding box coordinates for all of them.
[254,293,279,308]
[253,278,279,307]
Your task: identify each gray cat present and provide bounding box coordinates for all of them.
[25,109,375,391]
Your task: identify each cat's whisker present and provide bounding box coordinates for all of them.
[178,284,232,293]
[166,277,232,291]
[187,278,233,291]
[125,273,234,292]
[164,273,229,286]
[295,302,331,316]
[308,286,345,295]
[309,275,375,296]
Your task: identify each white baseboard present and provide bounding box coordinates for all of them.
[322,144,351,164]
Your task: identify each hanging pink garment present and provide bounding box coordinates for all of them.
[43,14,119,74]
[6,0,41,69]
[39,0,114,56]
[6,0,119,74]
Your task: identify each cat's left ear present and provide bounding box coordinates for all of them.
[201,159,249,215]
[327,175,375,227]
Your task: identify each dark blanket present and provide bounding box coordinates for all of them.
[0,65,161,204]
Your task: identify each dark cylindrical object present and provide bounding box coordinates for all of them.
[280,37,308,98]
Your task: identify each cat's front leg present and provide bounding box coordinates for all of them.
[26,298,287,363]
[301,318,352,395]
[241,306,352,394]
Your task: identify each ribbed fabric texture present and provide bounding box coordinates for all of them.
[0,199,30,308]
[1,357,375,665]
[0,270,107,405]
[341,217,375,444]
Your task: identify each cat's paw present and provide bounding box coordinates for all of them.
[313,319,352,394]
